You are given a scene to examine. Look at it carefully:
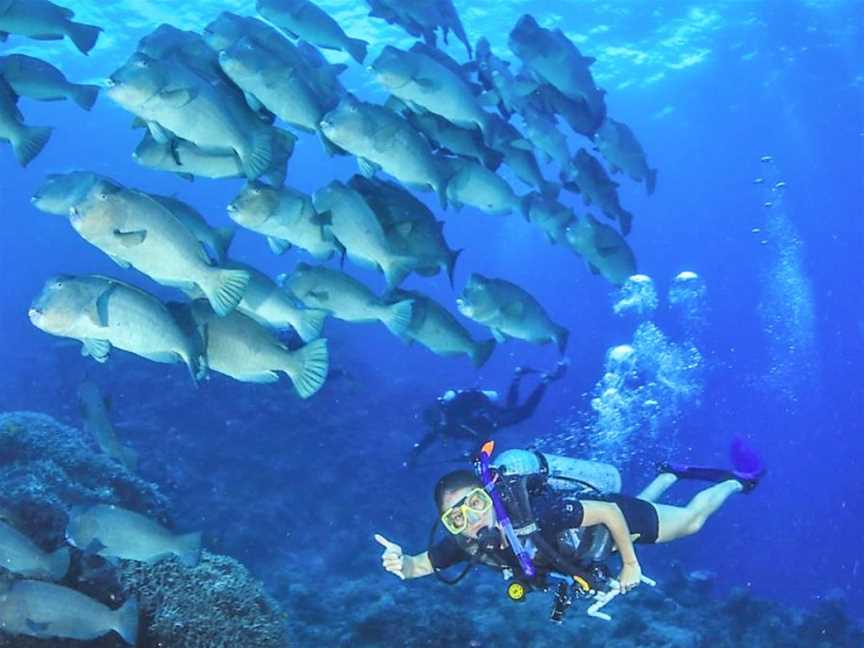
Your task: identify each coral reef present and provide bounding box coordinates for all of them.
[0,411,169,547]
[118,551,287,648]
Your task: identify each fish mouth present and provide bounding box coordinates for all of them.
[27,307,42,324]
[30,194,41,204]
[226,203,237,214]
[104,77,117,88]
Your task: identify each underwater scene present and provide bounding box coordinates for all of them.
[0,0,862,645]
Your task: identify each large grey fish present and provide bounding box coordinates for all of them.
[443,157,526,217]
[71,179,250,316]
[227,180,341,259]
[132,130,294,186]
[0,580,137,644]
[280,262,413,337]
[28,274,206,380]
[523,193,575,245]
[184,262,327,342]
[78,381,138,471]
[457,273,568,352]
[0,53,98,110]
[31,170,106,215]
[0,75,52,167]
[0,520,69,580]
[205,12,347,107]
[31,172,235,264]
[218,35,336,137]
[348,175,460,285]
[531,83,605,139]
[189,301,329,398]
[487,114,558,198]
[388,288,495,367]
[387,96,502,170]
[319,97,448,206]
[561,148,634,236]
[475,37,533,118]
[509,14,605,118]
[516,105,570,168]
[371,45,492,143]
[257,0,368,63]
[106,53,276,180]
[594,117,657,195]
[565,214,637,285]
[313,180,416,287]
[0,0,102,54]
[67,503,201,566]
[365,0,471,58]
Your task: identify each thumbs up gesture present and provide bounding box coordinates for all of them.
[374,534,405,580]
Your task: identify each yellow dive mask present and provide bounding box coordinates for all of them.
[441,487,493,534]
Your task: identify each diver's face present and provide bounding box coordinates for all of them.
[441,486,495,540]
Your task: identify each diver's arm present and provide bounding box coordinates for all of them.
[403,552,434,579]
[579,501,642,592]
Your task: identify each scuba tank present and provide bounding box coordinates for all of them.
[493,449,622,494]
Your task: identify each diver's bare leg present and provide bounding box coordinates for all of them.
[637,473,678,502]
[653,480,743,543]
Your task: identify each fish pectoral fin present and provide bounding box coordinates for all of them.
[158,87,198,108]
[26,619,51,636]
[412,75,437,89]
[92,283,118,327]
[243,90,263,113]
[147,120,172,144]
[267,237,292,255]
[81,339,111,363]
[597,245,618,258]
[491,328,507,343]
[83,537,107,555]
[308,290,329,302]
[502,301,525,318]
[28,33,64,40]
[113,229,147,247]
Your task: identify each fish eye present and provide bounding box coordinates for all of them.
[99,192,109,200]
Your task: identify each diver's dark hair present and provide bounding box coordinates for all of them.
[434,470,483,511]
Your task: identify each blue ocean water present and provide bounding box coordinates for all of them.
[0,0,862,644]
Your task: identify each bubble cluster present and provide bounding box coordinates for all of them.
[612,274,658,319]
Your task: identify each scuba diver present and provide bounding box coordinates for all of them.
[376,439,764,621]
[407,361,569,467]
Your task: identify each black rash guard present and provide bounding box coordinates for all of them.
[429,492,659,570]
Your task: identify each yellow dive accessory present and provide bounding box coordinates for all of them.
[441,487,493,534]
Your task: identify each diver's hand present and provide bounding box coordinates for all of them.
[617,561,642,593]
[374,534,405,580]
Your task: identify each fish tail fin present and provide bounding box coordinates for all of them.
[113,598,139,646]
[241,129,274,180]
[646,168,658,195]
[66,21,102,55]
[383,257,414,288]
[177,531,203,567]
[13,126,52,167]
[382,299,414,336]
[289,338,329,398]
[553,325,570,354]
[213,226,236,263]
[201,269,250,316]
[446,249,462,288]
[47,546,71,580]
[472,338,496,368]
[346,38,368,64]
[295,308,327,343]
[71,84,100,111]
